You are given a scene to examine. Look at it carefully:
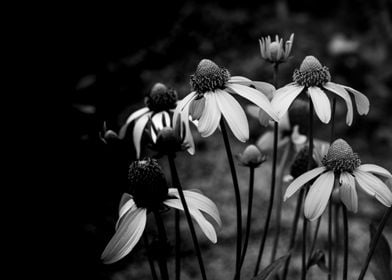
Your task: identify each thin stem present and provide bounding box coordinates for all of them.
[153,210,170,280]
[330,97,336,143]
[254,122,279,276]
[219,119,242,280]
[306,217,321,267]
[333,204,340,280]
[357,206,392,280]
[175,210,181,280]
[281,188,305,280]
[143,233,159,280]
[327,202,332,280]
[342,205,348,280]
[239,167,255,268]
[168,155,207,280]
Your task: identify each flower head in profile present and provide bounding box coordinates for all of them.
[284,139,392,221]
[101,158,221,264]
[259,33,294,64]
[236,144,266,168]
[271,55,370,125]
[174,59,278,143]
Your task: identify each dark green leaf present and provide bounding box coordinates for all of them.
[369,223,392,280]
[252,254,290,280]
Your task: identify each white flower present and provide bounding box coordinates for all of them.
[271,56,370,125]
[259,33,294,64]
[174,59,278,143]
[284,139,392,221]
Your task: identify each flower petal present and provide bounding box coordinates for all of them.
[133,112,151,159]
[119,107,150,139]
[304,171,335,221]
[228,83,279,122]
[354,170,392,207]
[181,97,196,155]
[198,92,221,137]
[116,194,135,229]
[215,90,249,142]
[343,86,370,115]
[339,172,358,213]
[284,167,327,201]
[189,97,205,120]
[323,82,354,126]
[151,112,164,131]
[173,92,197,126]
[357,164,392,179]
[101,208,147,264]
[246,105,259,119]
[271,84,304,119]
[308,87,331,124]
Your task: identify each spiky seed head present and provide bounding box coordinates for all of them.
[145,83,178,112]
[322,139,361,173]
[128,158,168,209]
[190,59,230,95]
[290,146,318,179]
[293,56,331,87]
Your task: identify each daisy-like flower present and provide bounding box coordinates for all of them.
[259,33,294,64]
[284,139,392,221]
[119,83,194,158]
[271,55,370,125]
[174,59,279,143]
[101,158,221,264]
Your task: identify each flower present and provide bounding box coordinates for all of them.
[259,33,294,64]
[174,59,278,143]
[118,83,191,158]
[236,144,266,168]
[284,139,392,221]
[271,55,370,125]
[101,158,221,264]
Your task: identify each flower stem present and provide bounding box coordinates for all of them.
[333,204,340,280]
[220,119,242,280]
[239,167,255,269]
[306,217,321,267]
[281,188,305,280]
[254,121,279,276]
[175,210,181,280]
[342,204,348,280]
[330,97,336,143]
[143,233,159,280]
[327,202,332,280]
[357,206,392,280]
[168,155,207,280]
[153,210,170,280]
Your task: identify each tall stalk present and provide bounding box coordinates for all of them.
[342,205,348,280]
[333,204,340,280]
[153,210,170,280]
[175,210,181,280]
[143,233,159,280]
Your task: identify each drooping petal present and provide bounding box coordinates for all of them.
[357,164,392,179]
[198,92,221,137]
[308,87,331,124]
[313,140,330,166]
[228,83,279,121]
[343,86,370,115]
[116,194,135,229]
[291,125,307,146]
[173,92,197,126]
[271,83,304,119]
[119,107,150,139]
[304,171,335,221]
[339,172,358,213]
[228,76,252,84]
[284,167,327,201]
[354,170,392,207]
[215,90,249,142]
[162,111,172,128]
[189,97,205,120]
[180,97,197,155]
[101,208,147,264]
[323,82,354,126]
[151,112,164,131]
[133,112,152,159]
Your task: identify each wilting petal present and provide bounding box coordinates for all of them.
[343,86,370,115]
[189,97,205,120]
[173,92,197,126]
[304,171,335,221]
[133,113,152,159]
[308,87,331,124]
[357,164,392,179]
[339,172,358,213]
[228,83,279,122]
[101,208,147,264]
[119,107,150,139]
[324,82,354,126]
[215,90,249,142]
[198,92,221,137]
[354,170,392,207]
[284,167,327,200]
[180,99,196,155]
[271,83,304,119]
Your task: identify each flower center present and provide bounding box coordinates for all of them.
[190,59,230,95]
[322,139,361,173]
[290,146,317,179]
[145,83,178,112]
[128,158,168,209]
[293,56,331,87]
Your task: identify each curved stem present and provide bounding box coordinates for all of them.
[168,155,207,280]
[342,205,348,280]
[357,206,392,280]
[253,122,279,276]
[175,210,181,280]
[153,210,170,280]
[220,119,242,280]
[143,233,159,280]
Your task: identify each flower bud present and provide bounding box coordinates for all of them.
[259,33,294,64]
[145,83,178,112]
[237,145,266,168]
[154,127,185,155]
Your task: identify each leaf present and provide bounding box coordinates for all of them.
[307,249,329,273]
[252,254,290,280]
[369,223,392,280]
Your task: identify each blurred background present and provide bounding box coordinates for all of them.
[67,0,392,279]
